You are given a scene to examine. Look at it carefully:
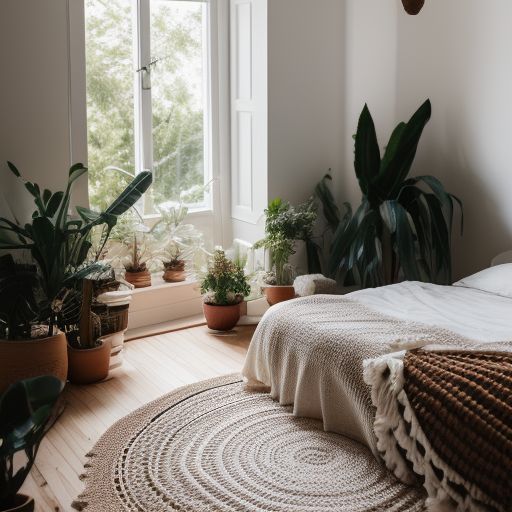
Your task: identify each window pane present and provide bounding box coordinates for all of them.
[85,0,135,212]
[150,0,207,210]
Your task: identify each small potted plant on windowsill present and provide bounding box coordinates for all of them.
[162,247,186,282]
[200,250,251,331]
[0,375,63,512]
[106,212,160,289]
[152,202,204,283]
[122,232,153,288]
[254,197,318,306]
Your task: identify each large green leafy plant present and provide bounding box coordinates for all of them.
[254,198,318,286]
[0,376,63,510]
[200,250,251,306]
[319,99,462,287]
[0,163,152,338]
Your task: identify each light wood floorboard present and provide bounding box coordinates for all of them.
[21,325,255,512]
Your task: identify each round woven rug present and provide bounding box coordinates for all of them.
[73,375,426,511]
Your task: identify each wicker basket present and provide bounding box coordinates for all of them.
[92,304,130,338]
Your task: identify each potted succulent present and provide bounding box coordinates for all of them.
[200,250,251,331]
[0,375,63,512]
[152,202,204,283]
[255,198,317,306]
[0,162,152,390]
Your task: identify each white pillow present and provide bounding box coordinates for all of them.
[453,263,512,298]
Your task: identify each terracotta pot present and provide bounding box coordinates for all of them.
[264,285,296,306]
[203,303,241,331]
[124,269,151,288]
[0,332,68,396]
[163,269,186,283]
[67,338,111,385]
[1,494,35,512]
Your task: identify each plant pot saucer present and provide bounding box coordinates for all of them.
[206,328,238,336]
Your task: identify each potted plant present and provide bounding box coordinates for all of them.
[0,375,63,512]
[152,202,204,283]
[162,247,186,282]
[315,99,462,288]
[200,250,251,331]
[105,211,159,288]
[67,278,113,384]
[121,232,154,288]
[0,162,152,390]
[254,198,318,306]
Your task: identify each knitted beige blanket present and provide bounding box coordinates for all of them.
[242,295,469,455]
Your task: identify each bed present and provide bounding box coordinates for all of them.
[242,275,512,455]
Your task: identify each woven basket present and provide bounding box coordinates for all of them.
[92,304,130,337]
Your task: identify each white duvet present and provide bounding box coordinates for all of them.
[349,281,512,343]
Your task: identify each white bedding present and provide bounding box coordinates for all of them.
[242,281,512,453]
[349,281,512,343]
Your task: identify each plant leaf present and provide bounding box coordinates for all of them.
[7,161,21,178]
[68,163,88,185]
[354,104,381,197]
[381,200,421,281]
[45,191,65,218]
[104,171,153,217]
[375,99,432,198]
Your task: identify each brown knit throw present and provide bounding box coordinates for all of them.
[404,350,512,510]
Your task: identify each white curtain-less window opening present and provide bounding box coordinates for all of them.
[84,0,223,232]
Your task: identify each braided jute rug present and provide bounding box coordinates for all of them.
[73,375,426,511]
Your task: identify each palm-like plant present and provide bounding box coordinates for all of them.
[0,163,152,335]
[320,99,462,287]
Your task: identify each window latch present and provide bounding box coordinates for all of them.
[136,59,159,90]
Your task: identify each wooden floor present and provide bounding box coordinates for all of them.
[21,325,255,512]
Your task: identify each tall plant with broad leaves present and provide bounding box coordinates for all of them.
[0,163,152,337]
[320,99,462,287]
[0,376,63,510]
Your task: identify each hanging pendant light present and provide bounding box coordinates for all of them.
[402,0,425,15]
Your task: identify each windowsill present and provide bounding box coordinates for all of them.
[127,276,203,330]
[126,277,269,333]
[130,274,198,294]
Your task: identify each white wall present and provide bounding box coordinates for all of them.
[394,0,512,278]
[0,0,82,222]
[341,0,512,278]
[267,0,345,206]
[342,0,398,207]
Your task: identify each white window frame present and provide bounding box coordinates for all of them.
[70,0,231,246]
[135,0,213,216]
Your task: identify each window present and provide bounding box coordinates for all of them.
[85,0,211,214]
